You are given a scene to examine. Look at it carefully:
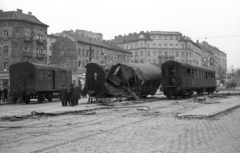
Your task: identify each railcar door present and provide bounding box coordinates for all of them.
[16,74,28,96]
[166,65,177,87]
[52,70,55,89]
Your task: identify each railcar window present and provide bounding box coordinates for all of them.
[94,72,97,80]
[40,70,44,80]
[182,68,186,77]
[168,67,175,76]
[192,69,194,78]
[62,72,66,81]
[187,69,191,77]
[48,71,51,80]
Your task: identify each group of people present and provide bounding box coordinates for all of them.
[59,83,87,106]
[0,86,8,103]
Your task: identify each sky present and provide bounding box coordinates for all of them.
[1,0,240,70]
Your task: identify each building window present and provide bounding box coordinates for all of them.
[148,51,150,56]
[159,44,162,48]
[37,48,43,54]
[3,46,8,56]
[176,44,178,48]
[49,56,51,61]
[165,44,167,48]
[4,30,8,36]
[170,44,173,48]
[159,51,162,54]
[78,60,81,67]
[147,43,150,48]
[141,51,143,55]
[135,44,138,48]
[153,51,156,55]
[182,52,184,57]
[78,48,81,55]
[37,34,42,40]
[182,44,184,49]
[3,62,8,70]
[141,59,143,63]
[176,52,179,57]
[25,32,29,37]
[25,47,29,52]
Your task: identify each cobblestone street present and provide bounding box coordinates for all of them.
[0,96,240,153]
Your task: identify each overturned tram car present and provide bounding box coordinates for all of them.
[85,63,162,99]
[9,62,72,104]
[161,60,216,99]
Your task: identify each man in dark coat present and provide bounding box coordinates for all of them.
[75,85,80,105]
[69,84,76,106]
[0,87,2,102]
[60,85,67,106]
[2,86,8,102]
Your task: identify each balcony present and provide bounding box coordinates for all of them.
[36,53,46,58]
[22,51,33,57]
[36,39,46,45]
[23,36,32,42]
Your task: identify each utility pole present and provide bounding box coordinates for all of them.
[89,37,92,62]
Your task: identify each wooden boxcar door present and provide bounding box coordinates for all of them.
[166,65,176,87]
[17,75,27,93]
[52,70,55,89]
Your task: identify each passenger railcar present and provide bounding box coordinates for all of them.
[9,62,72,104]
[161,60,216,99]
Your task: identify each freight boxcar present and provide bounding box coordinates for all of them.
[161,60,216,99]
[9,62,72,104]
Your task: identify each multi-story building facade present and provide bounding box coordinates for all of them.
[200,41,227,80]
[0,9,48,86]
[112,31,202,68]
[46,34,58,64]
[51,31,131,85]
[75,29,103,40]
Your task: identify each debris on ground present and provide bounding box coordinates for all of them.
[137,106,150,111]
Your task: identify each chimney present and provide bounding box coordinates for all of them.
[17,9,22,13]
[28,12,32,16]
[197,40,199,43]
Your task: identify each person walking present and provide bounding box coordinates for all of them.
[69,84,76,106]
[59,85,67,106]
[2,86,8,102]
[75,85,80,106]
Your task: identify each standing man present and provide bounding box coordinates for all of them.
[69,84,76,106]
[60,85,67,106]
[2,86,8,102]
[75,85,80,106]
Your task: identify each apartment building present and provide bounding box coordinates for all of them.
[0,9,48,86]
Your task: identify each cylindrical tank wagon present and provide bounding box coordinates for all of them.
[9,62,72,104]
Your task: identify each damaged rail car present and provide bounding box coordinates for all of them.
[85,63,162,101]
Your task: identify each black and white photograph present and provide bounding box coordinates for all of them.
[0,0,240,152]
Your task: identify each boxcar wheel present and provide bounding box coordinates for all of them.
[24,96,30,104]
[47,94,53,102]
[38,95,45,103]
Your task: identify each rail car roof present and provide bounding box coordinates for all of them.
[162,60,215,72]
[117,63,161,81]
[10,62,70,71]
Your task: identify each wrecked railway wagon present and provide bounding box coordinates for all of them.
[9,62,72,104]
[85,63,162,100]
